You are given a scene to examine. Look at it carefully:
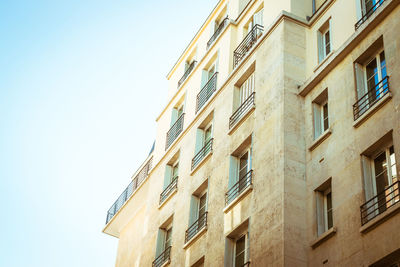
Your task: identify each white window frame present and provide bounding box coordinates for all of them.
[370,144,396,197]
[238,149,251,180]
[233,232,249,267]
[317,20,331,63]
[363,49,386,92]
[323,188,333,232]
[313,98,329,139]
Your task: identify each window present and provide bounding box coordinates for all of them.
[312,89,329,139]
[186,182,208,243]
[361,133,399,224]
[224,221,250,267]
[160,154,179,204]
[201,63,217,88]
[239,72,255,106]
[234,233,249,267]
[362,0,385,14]
[315,179,333,236]
[154,219,173,267]
[365,50,387,96]
[317,20,331,63]
[192,113,214,170]
[246,8,263,34]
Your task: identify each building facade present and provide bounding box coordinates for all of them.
[102,0,400,266]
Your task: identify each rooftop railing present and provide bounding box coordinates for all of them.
[229,92,255,129]
[152,246,171,267]
[226,170,253,205]
[353,76,389,120]
[166,113,185,150]
[360,180,399,225]
[233,24,264,68]
[196,72,218,113]
[105,157,153,224]
[355,0,386,30]
[191,138,213,171]
[185,212,208,243]
[207,16,229,49]
[178,61,197,88]
[159,176,178,204]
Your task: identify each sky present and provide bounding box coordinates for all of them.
[0,0,217,266]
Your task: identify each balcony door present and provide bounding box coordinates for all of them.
[363,0,384,13]
[198,193,207,228]
[364,50,387,102]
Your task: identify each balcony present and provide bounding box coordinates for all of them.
[159,176,178,205]
[185,212,208,244]
[165,113,185,150]
[191,138,213,171]
[226,170,253,206]
[355,0,386,30]
[360,180,400,225]
[229,92,255,130]
[207,16,229,49]
[196,72,218,113]
[178,61,197,88]
[105,157,153,225]
[233,24,264,68]
[353,76,390,121]
[152,246,171,267]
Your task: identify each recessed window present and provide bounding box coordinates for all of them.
[312,89,329,139]
[317,20,331,63]
[186,181,208,244]
[154,218,173,267]
[224,220,250,267]
[192,112,214,171]
[315,179,333,236]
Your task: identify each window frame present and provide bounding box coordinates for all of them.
[323,188,333,232]
[363,49,386,93]
[233,231,249,267]
[370,144,396,196]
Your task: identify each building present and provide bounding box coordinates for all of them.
[102,0,400,266]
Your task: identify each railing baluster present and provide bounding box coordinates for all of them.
[185,212,208,243]
[159,176,179,204]
[233,24,264,68]
[152,246,171,267]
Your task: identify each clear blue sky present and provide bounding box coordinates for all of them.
[0,0,216,266]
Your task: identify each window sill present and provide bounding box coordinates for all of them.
[313,50,335,73]
[223,185,253,213]
[190,150,213,176]
[158,188,178,210]
[360,200,400,233]
[310,227,337,249]
[308,128,332,151]
[353,93,392,128]
[182,226,207,249]
[228,105,255,135]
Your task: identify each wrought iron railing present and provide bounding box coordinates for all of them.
[178,61,197,88]
[226,170,253,205]
[185,212,208,243]
[191,138,213,170]
[241,262,251,267]
[229,92,255,129]
[196,73,218,113]
[233,24,264,68]
[105,157,153,224]
[207,16,229,49]
[353,76,389,120]
[355,0,386,30]
[152,246,171,267]
[159,176,178,204]
[360,180,399,225]
[166,113,185,150]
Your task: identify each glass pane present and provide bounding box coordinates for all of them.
[205,126,212,142]
[239,152,249,179]
[165,228,172,249]
[235,236,246,267]
[374,152,389,193]
[390,146,397,182]
[324,31,330,55]
[199,194,207,216]
[326,192,333,229]
[323,103,329,131]
[172,164,179,178]
[366,58,379,100]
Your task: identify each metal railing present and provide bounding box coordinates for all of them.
[152,246,171,267]
[159,176,178,204]
[185,212,208,243]
[360,180,399,225]
[105,157,153,224]
[207,16,229,49]
[229,92,255,129]
[355,0,386,30]
[353,76,389,120]
[166,113,185,150]
[233,24,264,68]
[178,61,197,88]
[241,262,251,267]
[196,72,218,113]
[226,170,253,205]
[191,138,213,171]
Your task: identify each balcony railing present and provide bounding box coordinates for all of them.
[355,0,386,30]
[226,170,253,205]
[241,262,251,267]
[166,113,185,150]
[191,138,213,171]
[178,61,197,88]
[185,212,208,243]
[233,24,264,68]
[159,176,178,204]
[196,72,218,113]
[105,157,153,224]
[229,92,255,129]
[152,246,171,267]
[207,16,229,49]
[360,180,400,225]
[353,76,389,120]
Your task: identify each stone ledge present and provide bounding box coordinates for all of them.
[223,185,253,213]
[183,226,208,250]
[353,93,392,128]
[310,227,337,249]
[360,201,400,233]
[309,128,332,151]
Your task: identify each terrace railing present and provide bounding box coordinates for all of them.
[233,24,264,68]
[353,76,389,120]
[191,138,213,171]
[185,212,208,243]
[166,113,185,150]
[226,170,253,205]
[196,72,218,113]
[207,16,229,49]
